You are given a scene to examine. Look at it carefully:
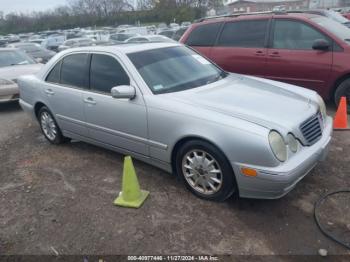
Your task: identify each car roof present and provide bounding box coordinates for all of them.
[0,47,19,51]
[11,42,37,46]
[196,11,321,24]
[66,42,181,54]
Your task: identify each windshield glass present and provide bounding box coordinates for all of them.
[128,46,227,94]
[326,10,348,23]
[18,44,42,52]
[0,50,36,67]
[312,16,350,44]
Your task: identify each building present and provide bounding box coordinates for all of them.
[311,0,350,8]
[224,0,309,13]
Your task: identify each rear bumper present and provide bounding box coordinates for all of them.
[233,116,333,199]
[19,99,36,118]
[0,84,19,102]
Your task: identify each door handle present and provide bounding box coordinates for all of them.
[45,89,55,95]
[83,97,97,105]
[255,50,265,56]
[269,51,280,58]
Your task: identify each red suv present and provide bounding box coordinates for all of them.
[180,12,350,109]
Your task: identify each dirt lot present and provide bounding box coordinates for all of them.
[0,101,349,256]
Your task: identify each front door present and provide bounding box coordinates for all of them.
[266,19,332,97]
[83,53,148,156]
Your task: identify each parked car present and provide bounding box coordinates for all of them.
[300,9,350,28]
[28,38,46,45]
[343,12,350,20]
[125,35,176,43]
[169,23,180,30]
[110,33,139,43]
[172,27,189,41]
[158,29,176,39]
[181,12,350,110]
[7,42,56,63]
[181,21,192,27]
[58,38,95,52]
[18,43,332,201]
[0,39,7,47]
[0,48,42,102]
[117,27,149,35]
[41,34,66,52]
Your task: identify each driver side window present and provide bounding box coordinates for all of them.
[273,20,329,50]
[90,54,130,94]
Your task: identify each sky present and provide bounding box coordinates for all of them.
[0,0,68,14]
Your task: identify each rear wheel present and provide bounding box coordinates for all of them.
[38,106,67,144]
[334,78,350,112]
[176,140,237,201]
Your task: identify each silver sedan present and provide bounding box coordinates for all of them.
[18,43,332,201]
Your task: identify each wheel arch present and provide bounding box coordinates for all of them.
[34,101,47,119]
[331,72,350,102]
[170,135,234,175]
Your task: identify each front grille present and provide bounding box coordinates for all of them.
[300,112,323,145]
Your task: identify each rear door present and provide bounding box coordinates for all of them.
[209,18,270,77]
[44,53,89,137]
[265,18,332,94]
[184,22,223,58]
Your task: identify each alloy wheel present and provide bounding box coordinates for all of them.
[182,149,223,195]
[40,111,57,141]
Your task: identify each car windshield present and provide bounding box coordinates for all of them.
[312,16,350,44]
[0,50,35,67]
[18,44,42,52]
[128,46,227,94]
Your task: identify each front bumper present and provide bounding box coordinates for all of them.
[0,84,19,103]
[233,116,333,199]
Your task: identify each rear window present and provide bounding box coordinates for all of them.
[60,54,89,89]
[46,60,61,83]
[185,22,222,46]
[217,20,268,48]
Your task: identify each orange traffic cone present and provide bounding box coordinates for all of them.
[333,97,348,130]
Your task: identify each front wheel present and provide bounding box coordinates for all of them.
[38,106,67,144]
[334,78,350,112]
[176,140,237,201]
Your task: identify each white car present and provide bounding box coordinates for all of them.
[58,38,95,52]
[0,48,42,102]
[125,35,176,43]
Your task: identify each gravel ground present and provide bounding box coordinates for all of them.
[0,101,349,256]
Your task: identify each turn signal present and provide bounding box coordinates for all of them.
[241,167,258,177]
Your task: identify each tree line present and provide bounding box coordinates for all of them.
[0,0,223,35]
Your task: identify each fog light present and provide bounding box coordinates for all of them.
[287,134,299,153]
[241,167,257,177]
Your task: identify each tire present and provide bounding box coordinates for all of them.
[334,78,350,112]
[175,140,237,201]
[38,106,67,144]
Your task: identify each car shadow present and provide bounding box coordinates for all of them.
[0,101,21,113]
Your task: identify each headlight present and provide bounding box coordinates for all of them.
[268,131,287,162]
[287,133,299,153]
[0,78,15,86]
[316,94,327,120]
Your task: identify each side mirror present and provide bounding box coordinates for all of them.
[312,39,330,51]
[111,85,136,99]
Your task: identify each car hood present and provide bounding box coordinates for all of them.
[166,74,319,132]
[0,63,43,80]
